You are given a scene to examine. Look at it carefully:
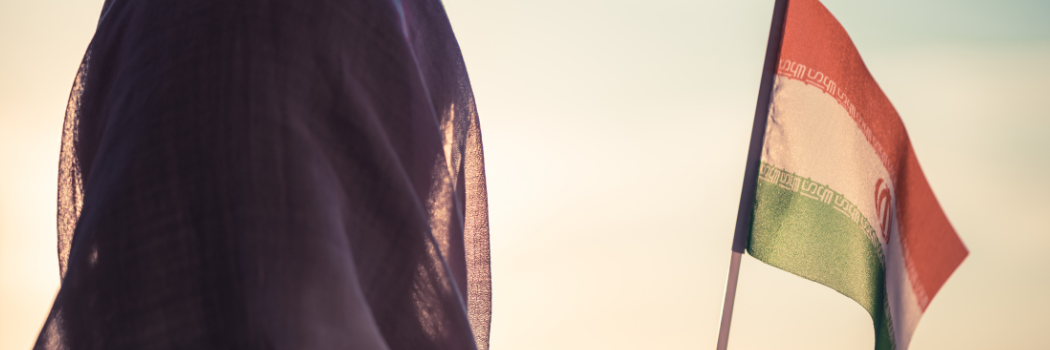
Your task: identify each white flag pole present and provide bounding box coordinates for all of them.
[715,1,789,349]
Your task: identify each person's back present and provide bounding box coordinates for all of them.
[38,0,491,349]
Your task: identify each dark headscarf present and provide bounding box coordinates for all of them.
[38,0,491,349]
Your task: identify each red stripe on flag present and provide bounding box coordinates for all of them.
[897,151,968,310]
[776,0,967,311]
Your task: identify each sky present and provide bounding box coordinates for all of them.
[1,0,1048,349]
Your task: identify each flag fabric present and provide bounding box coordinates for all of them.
[747,0,968,349]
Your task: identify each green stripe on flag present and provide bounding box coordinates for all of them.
[749,162,893,349]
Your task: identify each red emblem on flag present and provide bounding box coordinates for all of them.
[874,178,893,243]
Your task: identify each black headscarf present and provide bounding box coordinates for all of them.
[38,0,491,349]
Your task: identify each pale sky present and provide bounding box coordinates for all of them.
[2,1,1048,349]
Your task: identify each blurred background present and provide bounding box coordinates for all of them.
[1,0,1047,349]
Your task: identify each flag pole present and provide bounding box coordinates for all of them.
[716,0,789,349]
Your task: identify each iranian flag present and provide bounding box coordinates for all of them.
[746,0,969,349]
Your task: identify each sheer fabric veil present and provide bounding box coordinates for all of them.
[38,0,491,349]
